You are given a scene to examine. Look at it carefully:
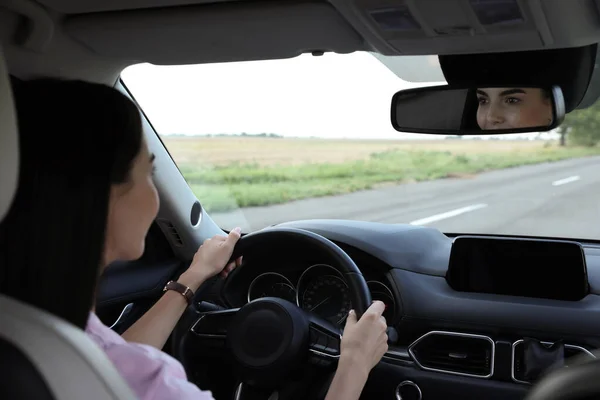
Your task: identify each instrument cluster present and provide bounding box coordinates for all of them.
[247,263,396,325]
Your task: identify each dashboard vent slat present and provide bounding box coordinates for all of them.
[409,331,494,378]
[157,219,184,247]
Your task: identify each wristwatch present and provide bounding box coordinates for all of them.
[163,280,194,305]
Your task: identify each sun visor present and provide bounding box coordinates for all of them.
[438,45,597,112]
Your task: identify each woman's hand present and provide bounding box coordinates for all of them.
[339,301,388,376]
[122,228,242,349]
[324,301,388,400]
[179,228,243,291]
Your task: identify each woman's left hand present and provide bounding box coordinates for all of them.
[179,228,243,291]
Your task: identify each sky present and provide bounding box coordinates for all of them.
[121,51,556,141]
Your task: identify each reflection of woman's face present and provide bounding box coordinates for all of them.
[476,88,553,130]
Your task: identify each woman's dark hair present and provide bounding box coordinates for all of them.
[461,88,480,131]
[0,78,143,329]
[542,88,553,100]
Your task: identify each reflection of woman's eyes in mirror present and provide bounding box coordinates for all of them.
[504,96,522,105]
[477,96,489,105]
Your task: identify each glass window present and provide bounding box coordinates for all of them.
[122,52,600,239]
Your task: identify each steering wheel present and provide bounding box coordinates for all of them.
[525,351,600,400]
[179,227,372,400]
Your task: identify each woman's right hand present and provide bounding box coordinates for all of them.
[179,228,242,291]
[339,301,389,375]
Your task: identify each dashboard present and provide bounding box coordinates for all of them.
[245,264,395,325]
[216,218,600,399]
[222,241,398,326]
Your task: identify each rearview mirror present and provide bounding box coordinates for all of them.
[391,85,565,135]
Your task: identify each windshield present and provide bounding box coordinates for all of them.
[122,52,600,239]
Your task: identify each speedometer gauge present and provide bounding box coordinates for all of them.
[247,272,296,303]
[301,275,351,325]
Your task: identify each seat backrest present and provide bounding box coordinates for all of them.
[0,47,136,400]
[0,45,18,221]
[0,295,138,400]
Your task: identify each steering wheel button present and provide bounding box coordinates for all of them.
[191,311,235,337]
[313,343,327,351]
[326,336,340,353]
[309,329,318,344]
[319,358,332,367]
[309,328,328,350]
[325,339,340,356]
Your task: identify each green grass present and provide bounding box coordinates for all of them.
[179,146,600,213]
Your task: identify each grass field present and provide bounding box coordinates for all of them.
[162,136,600,213]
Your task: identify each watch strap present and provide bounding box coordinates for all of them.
[163,280,194,305]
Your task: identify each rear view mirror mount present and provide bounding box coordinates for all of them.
[390,84,565,135]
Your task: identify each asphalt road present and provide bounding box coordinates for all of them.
[210,156,600,240]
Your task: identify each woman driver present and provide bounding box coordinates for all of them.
[0,78,388,400]
[476,87,553,130]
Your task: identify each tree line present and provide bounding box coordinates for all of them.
[559,100,600,147]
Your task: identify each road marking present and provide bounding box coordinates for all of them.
[409,204,488,226]
[552,175,580,186]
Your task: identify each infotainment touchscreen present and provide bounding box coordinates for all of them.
[446,236,588,301]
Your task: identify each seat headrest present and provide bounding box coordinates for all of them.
[0,46,18,222]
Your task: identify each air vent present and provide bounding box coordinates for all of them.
[512,339,596,384]
[157,219,184,247]
[409,331,494,378]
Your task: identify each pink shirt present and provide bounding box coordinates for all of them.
[86,312,214,400]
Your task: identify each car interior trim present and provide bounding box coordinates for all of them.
[246,272,295,303]
[510,339,596,384]
[395,380,423,400]
[408,330,496,379]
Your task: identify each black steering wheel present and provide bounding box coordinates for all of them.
[525,351,600,400]
[179,227,373,400]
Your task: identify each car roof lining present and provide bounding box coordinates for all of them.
[64,1,365,66]
[2,0,600,92]
[36,0,264,14]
